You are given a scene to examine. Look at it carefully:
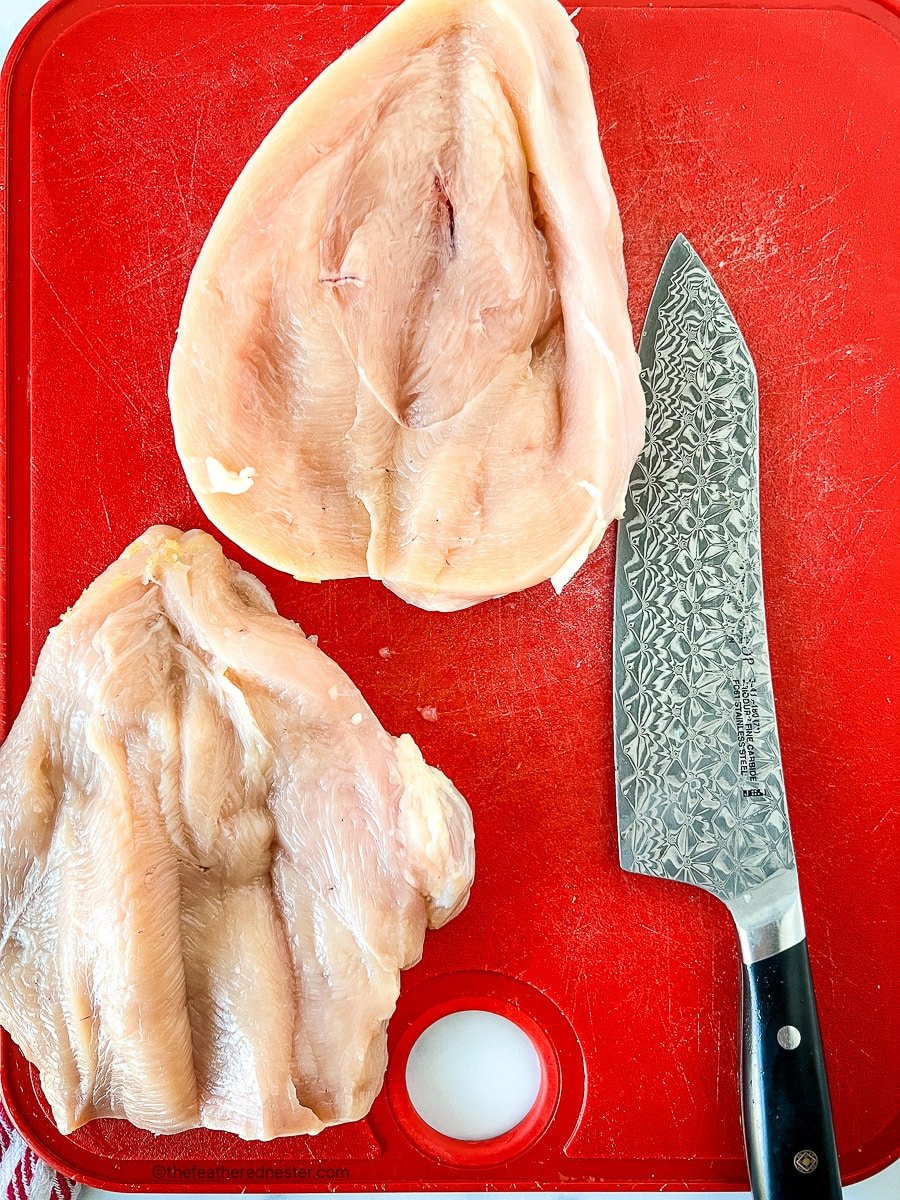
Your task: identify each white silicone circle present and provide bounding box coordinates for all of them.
[404,1009,542,1142]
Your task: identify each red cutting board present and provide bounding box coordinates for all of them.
[1,0,898,1191]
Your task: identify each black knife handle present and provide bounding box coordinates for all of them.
[742,939,842,1200]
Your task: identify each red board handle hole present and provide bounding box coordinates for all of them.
[386,991,562,1167]
[405,1010,543,1141]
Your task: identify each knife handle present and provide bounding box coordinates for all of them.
[741,938,842,1200]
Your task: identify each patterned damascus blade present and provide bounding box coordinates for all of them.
[613,237,842,1200]
[613,234,799,934]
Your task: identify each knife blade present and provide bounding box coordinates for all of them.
[613,234,841,1200]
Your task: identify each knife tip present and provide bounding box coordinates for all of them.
[668,231,697,264]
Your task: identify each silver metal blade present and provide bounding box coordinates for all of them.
[613,235,799,942]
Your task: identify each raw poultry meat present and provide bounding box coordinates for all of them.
[0,527,474,1139]
[169,0,644,611]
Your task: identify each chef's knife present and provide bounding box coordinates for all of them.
[613,235,841,1200]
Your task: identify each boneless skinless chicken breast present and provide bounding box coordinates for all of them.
[0,528,474,1139]
[169,0,644,611]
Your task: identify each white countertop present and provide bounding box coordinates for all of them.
[1,3,897,1199]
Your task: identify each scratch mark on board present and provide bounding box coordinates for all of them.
[32,257,142,419]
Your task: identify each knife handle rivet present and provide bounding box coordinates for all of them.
[794,1150,819,1175]
[777,1025,802,1050]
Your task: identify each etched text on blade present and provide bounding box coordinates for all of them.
[615,248,795,903]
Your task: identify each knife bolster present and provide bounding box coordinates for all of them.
[728,871,806,964]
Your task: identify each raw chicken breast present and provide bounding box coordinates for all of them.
[0,528,474,1139]
[169,0,644,611]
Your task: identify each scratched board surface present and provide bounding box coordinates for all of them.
[1,0,899,1191]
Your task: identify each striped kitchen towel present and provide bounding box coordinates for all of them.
[0,1103,78,1200]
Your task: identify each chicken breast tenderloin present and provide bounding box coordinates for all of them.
[0,528,474,1139]
[169,0,644,611]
